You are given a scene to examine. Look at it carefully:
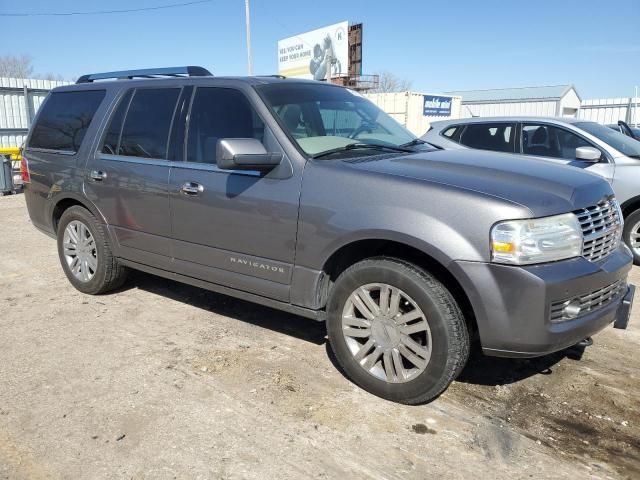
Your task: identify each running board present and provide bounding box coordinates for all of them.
[118,258,326,322]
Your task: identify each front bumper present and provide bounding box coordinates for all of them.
[452,245,633,358]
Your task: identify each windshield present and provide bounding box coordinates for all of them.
[256,82,418,157]
[575,121,640,158]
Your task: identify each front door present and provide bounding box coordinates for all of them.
[519,122,615,183]
[168,86,301,301]
[85,87,182,269]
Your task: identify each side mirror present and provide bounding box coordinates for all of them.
[575,146,601,162]
[216,138,282,171]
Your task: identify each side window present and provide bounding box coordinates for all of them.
[522,124,593,160]
[459,123,515,152]
[101,90,133,155]
[29,90,105,152]
[186,87,264,164]
[119,88,180,159]
[555,128,595,159]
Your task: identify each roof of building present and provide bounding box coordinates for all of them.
[445,84,579,103]
[429,116,591,127]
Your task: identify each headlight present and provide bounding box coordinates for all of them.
[491,213,583,265]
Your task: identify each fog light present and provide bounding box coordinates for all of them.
[563,299,582,319]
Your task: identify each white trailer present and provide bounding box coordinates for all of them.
[364,91,462,137]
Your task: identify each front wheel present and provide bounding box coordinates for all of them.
[326,257,470,404]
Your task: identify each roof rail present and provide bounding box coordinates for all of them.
[76,66,212,84]
[257,74,286,79]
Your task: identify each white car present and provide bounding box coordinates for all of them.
[423,116,640,263]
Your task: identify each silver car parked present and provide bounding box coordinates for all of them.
[424,117,640,263]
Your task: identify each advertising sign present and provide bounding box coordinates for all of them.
[423,95,453,116]
[278,21,349,80]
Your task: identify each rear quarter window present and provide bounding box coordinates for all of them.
[442,126,457,138]
[29,90,106,152]
[441,125,463,142]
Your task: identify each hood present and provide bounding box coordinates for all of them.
[345,149,612,217]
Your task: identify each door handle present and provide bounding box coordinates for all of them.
[89,170,107,181]
[181,181,204,196]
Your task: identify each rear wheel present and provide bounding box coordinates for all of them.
[622,209,640,265]
[326,257,470,404]
[57,206,128,294]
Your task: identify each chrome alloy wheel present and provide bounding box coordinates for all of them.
[341,283,432,383]
[630,221,640,256]
[63,220,98,282]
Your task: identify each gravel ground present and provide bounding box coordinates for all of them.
[0,193,638,480]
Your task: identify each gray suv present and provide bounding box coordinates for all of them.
[22,67,634,404]
[424,117,640,264]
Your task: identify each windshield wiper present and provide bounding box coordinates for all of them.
[399,138,427,147]
[312,143,413,159]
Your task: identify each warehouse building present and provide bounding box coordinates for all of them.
[448,84,582,119]
[0,77,71,148]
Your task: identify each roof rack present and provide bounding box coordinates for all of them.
[257,75,286,79]
[76,66,212,84]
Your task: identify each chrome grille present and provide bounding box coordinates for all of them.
[550,279,626,322]
[574,198,622,262]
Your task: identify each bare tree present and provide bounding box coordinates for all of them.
[39,72,65,81]
[371,71,413,93]
[0,54,34,79]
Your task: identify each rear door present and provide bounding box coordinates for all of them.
[84,87,182,269]
[168,86,301,301]
[519,122,615,182]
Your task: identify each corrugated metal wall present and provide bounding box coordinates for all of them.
[460,100,559,118]
[457,96,640,125]
[0,77,72,148]
[578,97,640,125]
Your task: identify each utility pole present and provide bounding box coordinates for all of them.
[244,0,253,75]
[635,85,638,128]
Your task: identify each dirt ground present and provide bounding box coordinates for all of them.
[0,193,638,480]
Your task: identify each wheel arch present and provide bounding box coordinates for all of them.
[620,195,640,218]
[50,193,108,234]
[319,235,478,338]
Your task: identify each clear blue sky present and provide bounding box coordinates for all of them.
[1,0,639,98]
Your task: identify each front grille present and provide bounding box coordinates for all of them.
[550,279,626,322]
[574,198,622,262]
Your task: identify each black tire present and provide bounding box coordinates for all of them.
[622,209,640,265]
[57,206,128,294]
[326,257,470,405]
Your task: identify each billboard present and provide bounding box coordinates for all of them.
[423,95,453,116]
[278,21,349,80]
